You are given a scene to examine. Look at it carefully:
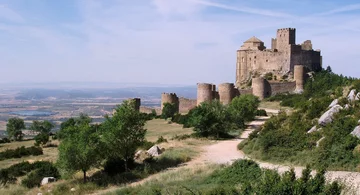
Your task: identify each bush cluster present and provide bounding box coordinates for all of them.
[0,146,43,161]
[172,95,260,139]
[0,161,59,187]
[118,159,343,194]
[21,162,60,188]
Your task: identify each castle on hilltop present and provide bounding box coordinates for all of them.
[132,28,324,114]
[236,28,322,87]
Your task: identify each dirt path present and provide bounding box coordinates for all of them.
[94,115,360,194]
[196,116,360,193]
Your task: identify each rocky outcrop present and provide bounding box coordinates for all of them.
[328,99,338,108]
[351,126,360,139]
[147,145,163,157]
[318,105,343,126]
[348,89,357,102]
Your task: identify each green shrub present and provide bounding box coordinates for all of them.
[156,136,167,144]
[21,162,60,188]
[0,146,43,161]
[256,109,267,116]
[34,133,49,146]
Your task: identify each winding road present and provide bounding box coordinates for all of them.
[94,111,360,194]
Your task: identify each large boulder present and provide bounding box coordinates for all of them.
[41,177,56,186]
[328,99,338,108]
[348,89,357,102]
[147,145,163,157]
[318,105,343,126]
[351,126,360,139]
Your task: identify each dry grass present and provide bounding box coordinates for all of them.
[259,101,284,110]
[0,140,59,169]
[0,140,35,152]
[145,119,193,142]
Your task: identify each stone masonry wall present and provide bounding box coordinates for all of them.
[179,97,197,114]
[269,81,296,95]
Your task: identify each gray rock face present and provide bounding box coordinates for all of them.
[147,145,162,157]
[307,126,318,134]
[41,177,56,185]
[348,89,357,102]
[328,99,338,108]
[318,105,343,126]
[351,126,360,139]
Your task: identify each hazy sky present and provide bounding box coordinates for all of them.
[1,0,360,85]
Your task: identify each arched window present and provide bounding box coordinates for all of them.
[242,57,244,62]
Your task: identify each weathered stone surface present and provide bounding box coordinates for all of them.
[41,177,56,185]
[307,126,318,134]
[351,126,360,139]
[348,89,357,102]
[318,105,343,126]
[147,145,162,157]
[328,99,338,108]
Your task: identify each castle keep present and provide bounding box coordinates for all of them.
[236,28,322,87]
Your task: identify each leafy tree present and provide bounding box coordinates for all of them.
[326,65,332,73]
[101,100,147,170]
[57,123,101,183]
[228,95,260,128]
[161,103,177,119]
[30,120,54,134]
[189,100,232,138]
[58,113,92,140]
[34,133,50,146]
[6,118,25,141]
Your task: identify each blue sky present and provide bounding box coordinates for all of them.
[0,0,359,85]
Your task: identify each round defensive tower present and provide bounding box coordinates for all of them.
[218,83,235,105]
[161,93,179,111]
[294,65,305,93]
[197,83,213,106]
[252,77,267,100]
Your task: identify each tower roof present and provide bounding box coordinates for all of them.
[244,36,263,43]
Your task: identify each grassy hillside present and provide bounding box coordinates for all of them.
[240,69,360,171]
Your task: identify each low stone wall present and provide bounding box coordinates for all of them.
[238,88,253,95]
[269,81,296,95]
[140,106,161,115]
[179,97,197,113]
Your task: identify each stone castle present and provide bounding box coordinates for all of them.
[236,28,322,87]
[135,28,322,114]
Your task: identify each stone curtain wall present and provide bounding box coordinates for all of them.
[269,81,296,95]
[179,97,197,114]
